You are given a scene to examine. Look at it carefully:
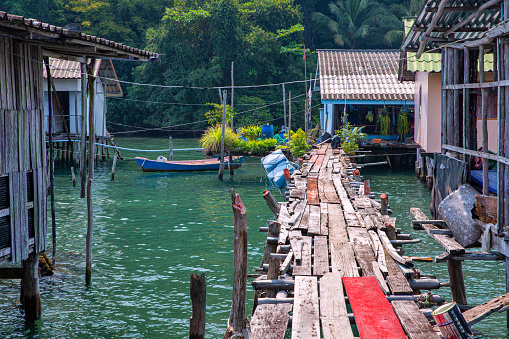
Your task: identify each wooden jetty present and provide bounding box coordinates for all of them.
[249,143,443,338]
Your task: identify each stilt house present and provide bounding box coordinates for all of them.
[316,50,414,138]
[0,11,158,320]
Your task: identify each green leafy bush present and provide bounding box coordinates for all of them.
[199,125,239,153]
[235,138,277,154]
[286,128,309,157]
[205,103,235,126]
[335,114,367,154]
[240,125,261,141]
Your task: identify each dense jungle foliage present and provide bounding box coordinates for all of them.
[0,0,424,135]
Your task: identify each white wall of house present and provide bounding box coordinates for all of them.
[44,78,107,137]
[414,71,442,153]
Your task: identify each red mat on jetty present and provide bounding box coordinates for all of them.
[343,276,406,338]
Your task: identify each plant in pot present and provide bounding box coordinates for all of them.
[335,123,367,155]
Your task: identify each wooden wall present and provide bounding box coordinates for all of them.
[0,36,47,263]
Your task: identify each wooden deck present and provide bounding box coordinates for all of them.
[250,144,441,338]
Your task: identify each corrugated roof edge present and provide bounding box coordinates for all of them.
[0,11,159,61]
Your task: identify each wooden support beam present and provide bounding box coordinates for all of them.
[189,273,206,339]
[448,259,467,305]
[441,0,501,37]
[21,251,41,321]
[80,61,87,199]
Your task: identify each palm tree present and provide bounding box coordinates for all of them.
[312,0,399,49]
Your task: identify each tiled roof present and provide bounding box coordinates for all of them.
[43,58,122,97]
[0,12,159,61]
[317,50,414,102]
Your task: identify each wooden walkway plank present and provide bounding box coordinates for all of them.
[292,236,312,276]
[251,303,293,339]
[319,273,354,339]
[320,202,328,235]
[327,203,348,243]
[307,177,319,206]
[463,291,509,326]
[384,247,413,295]
[352,244,376,277]
[308,205,321,235]
[311,155,325,173]
[312,236,329,276]
[291,276,320,339]
[332,174,360,227]
[330,241,359,277]
[391,300,440,339]
[347,227,371,246]
[343,276,407,339]
[294,205,309,231]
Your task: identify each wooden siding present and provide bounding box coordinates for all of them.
[0,36,47,263]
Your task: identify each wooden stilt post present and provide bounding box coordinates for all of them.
[227,188,248,337]
[380,193,389,216]
[497,38,505,237]
[262,190,280,216]
[288,91,292,142]
[463,47,471,180]
[218,90,226,181]
[21,251,41,321]
[86,59,97,286]
[169,136,173,161]
[283,84,287,135]
[44,56,57,260]
[441,48,448,150]
[111,153,117,181]
[71,167,76,187]
[189,273,206,339]
[266,257,281,298]
[231,61,234,129]
[228,151,234,176]
[480,45,489,196]
[447,259,467,305]
[80,62,87,199]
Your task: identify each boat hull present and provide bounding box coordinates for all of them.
[135,157,244,172]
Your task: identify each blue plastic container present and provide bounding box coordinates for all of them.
[261,125,274,139]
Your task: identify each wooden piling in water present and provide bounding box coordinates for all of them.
[189,273,206,339]
[71,167,76,187]
[21,251,41,321]
[111,154,117,181]
[80,62,87,199]
[218,91,227,181]
[226,188,248,338]
[86,59,97,286]
[263,190,280,216]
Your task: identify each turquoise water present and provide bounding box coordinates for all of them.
[0,138,507,338]
[363,167,509,339]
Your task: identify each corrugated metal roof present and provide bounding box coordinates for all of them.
[317,50,414,102]
[401,0,501,53]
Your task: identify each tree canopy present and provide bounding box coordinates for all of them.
[0,0,424,135]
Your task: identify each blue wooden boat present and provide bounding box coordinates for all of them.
[135,156,245,172]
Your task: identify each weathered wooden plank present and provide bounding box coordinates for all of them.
[343,276,406,338]
[313,236,329,276]
[29,110,37,169]
[289,187,306,199]
[332,174,359,226]
[291,276,320,339]
[319,202,328,235]
[261,221,281,265]
[19,110,30,171]
[6,38,16,110]
[251,303,292,339]
[308,205,321,235]
[328,203,348,243]
[319,273,354,339]
[294,205,309,230]
[354,196,373,209]
[289,230,303,260]
[347,227,371,246]
[378,228,413,267]
[391,300,440,339]
[330,241,359,277]
[310,155,324,173]
[372,261,390,294]
[18,170,28,260]
[32,168,40,253]
[367,230,388,274]
[0,37,7,110]
[384,247,413,295]
[307,177,319,205]
[292,236,312,276]
[5,110,18,173]
[463,292,509,326]
[13,41,24,110]
[37,167,46,251]
[352,244,376,276]
[0,110,4,174]
[9,172,20,263]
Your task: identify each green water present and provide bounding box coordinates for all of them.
[363,167,509,339]
[0,138,507,338]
